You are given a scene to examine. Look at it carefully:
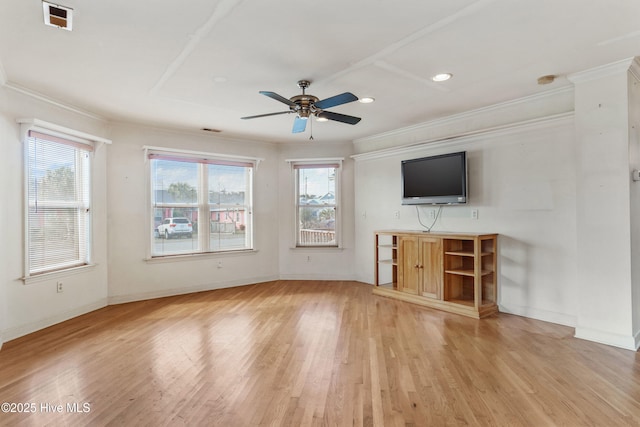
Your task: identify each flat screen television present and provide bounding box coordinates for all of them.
[401,151,467,205]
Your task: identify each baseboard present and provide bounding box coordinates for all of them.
[109,275,360,305]
[1,299,108,343]
[498,303,577,327]
[278,273,358,281]
[574,326,640,351]
[108,274,279,305]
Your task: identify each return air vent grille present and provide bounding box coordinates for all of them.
[42,1,73,31]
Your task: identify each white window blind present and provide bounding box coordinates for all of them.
[26,130,92,275]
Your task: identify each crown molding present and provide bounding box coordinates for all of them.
[629,57,640,82]
[353,85,573,146]
[351,112,574,162]
[567,57,637,84]
[5,82,108,122]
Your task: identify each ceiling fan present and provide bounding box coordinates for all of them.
[241,80,361,133]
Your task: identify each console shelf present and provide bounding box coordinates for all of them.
[374,230,498,319]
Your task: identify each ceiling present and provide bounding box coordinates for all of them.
[1,0,639,144]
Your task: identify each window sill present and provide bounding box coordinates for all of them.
[289,246,343,251]
[22,263,97,285]
[145,249,258,263]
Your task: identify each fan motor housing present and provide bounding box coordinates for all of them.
[290,94,319,118]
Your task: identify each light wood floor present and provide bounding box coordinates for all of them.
[1,280,640,426]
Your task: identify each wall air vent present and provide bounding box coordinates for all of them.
[42,1,73,31]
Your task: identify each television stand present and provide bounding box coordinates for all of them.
[374,230,498,319]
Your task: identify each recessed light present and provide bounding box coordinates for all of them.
[213,76,227,83]
[359,97,375,104]
[431,73,452,82]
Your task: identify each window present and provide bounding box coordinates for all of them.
[25,130,92,275]
[293,161,341,247]
[149,150,254,257]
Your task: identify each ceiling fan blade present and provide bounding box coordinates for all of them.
[314,92,358,109]
[317,111,361,125]
[292,116,308,133]
[241,111,292,120]
[260,91,298,108]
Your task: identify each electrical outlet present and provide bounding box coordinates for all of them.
[56,281,63,293]
[394,211,400,219]
[307,255,311,262]
[471,209,479,220]
[217,261,223,269]
[429,210,436,219]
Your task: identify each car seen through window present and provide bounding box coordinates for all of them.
[157,217,193,239]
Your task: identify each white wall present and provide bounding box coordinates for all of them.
[277,141,356,280]
[353,90,579,327]
[106,123,282,303]
[0,87,110,342]
[630,65,640,338]
[571,60,638,349]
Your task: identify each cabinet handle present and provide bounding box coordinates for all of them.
[419,265,424,269]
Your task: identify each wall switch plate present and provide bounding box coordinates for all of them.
[471,209,479,220]
[56,281,63,293]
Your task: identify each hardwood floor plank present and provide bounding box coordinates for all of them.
[1,280,640,426]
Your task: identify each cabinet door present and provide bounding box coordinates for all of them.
[398,237,420,295]
[419,237,442,299]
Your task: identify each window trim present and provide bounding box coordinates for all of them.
[287,158,343,249]
[19,118,111,281]
[145,146,262,259]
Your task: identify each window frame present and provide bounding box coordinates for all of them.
[289,158,343,249]
[19,119,110,281]
[145,146,260,259]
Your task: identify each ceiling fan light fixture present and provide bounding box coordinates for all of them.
[316,116,329,122]
[359,97,375,104]
[431,73,452,82]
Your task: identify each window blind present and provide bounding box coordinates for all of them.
[26,131,91,275]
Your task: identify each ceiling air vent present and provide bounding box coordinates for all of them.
[42,1,73,31]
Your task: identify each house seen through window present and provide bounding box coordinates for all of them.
[294,162,340,247]
[150,152,254,257]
